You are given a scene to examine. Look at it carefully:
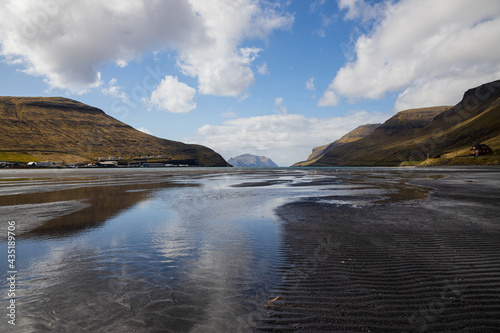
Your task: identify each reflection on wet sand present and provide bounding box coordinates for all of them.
[0,178,196,238]
[1,167,499,332]
[0,169,288,332]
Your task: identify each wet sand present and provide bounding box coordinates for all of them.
[259,168,500,332]
[1,167,499,332]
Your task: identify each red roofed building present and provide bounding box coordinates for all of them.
[470,143,492,156]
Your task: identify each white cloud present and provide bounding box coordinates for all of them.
[257,62,269,75]
[318,90,339,106]
[149,76,196,113]
[338,0,387,22]
[0,0,293,96]
[275,97,287,114]
[322,0,500,110]
[137,127,152,135]
[310,0,327,13]
[187,111,387,166]
[221,111,237,118]
[101,78,127,102]
[306,77,316,91]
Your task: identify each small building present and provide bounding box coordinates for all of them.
[96,161,118,167]
[470,143,492,156]
[37,161,54,167]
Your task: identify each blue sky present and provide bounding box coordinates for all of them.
[1,0,500,166]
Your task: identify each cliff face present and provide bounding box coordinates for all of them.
[300,80,500,166]
[0,97,230,166]
[228,154,278,167]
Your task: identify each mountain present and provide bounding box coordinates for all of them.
[228,154,279,167]
[293,124,381,166]
[0,97,230,166]
[299,80,500,166]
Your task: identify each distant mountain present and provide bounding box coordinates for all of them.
[293,124,381,166]
[228,154,278,167]
[0,97,230,166]
[296,80,500,166]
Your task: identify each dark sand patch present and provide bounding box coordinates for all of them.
[1,200,91,234]
[259,169,500,332]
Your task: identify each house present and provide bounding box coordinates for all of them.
[96,161,118,167]
[470,143,492,156]
[37,161,54,167]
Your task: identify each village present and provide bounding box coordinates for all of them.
[0,143,495,169]
[0,154,192,169]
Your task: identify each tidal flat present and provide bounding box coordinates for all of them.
[1,167,499,332]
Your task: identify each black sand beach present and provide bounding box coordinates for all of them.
[1,167,499,332]
[259,168,500,332]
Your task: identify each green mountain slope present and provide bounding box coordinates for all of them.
[0,97,230,166]
[293,124,381,166]
[304,80,500,166]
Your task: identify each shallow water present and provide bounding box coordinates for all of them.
[1,167,499,332]
[0,168,377,332]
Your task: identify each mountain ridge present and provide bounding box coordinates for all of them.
[0,96,230,166]
[298,80,500,166]
[293,123,381,166]
[228,154,278,167]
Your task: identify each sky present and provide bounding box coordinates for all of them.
[1,0,500,166]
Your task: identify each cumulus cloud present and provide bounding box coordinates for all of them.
[0,0,293,95]
[338,0,387,22]
[0,0,200,92]
[149,76,196,113]
[101,78,127,102]
[187,111,387,166]
[318,90,339,106]
[321,0,500,110]
[137,127,152,135]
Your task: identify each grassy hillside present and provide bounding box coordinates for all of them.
[293,123,381,166]
[306,80,500,166]
[0,97,230,166]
